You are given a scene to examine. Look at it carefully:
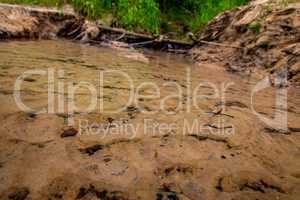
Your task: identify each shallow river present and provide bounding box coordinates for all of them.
[0,40,299,200]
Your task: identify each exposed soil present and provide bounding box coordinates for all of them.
[190,0,300,86]
[0,3,81,39]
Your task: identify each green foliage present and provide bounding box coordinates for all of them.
[1,0,249,35]
[71,0,116,19]
[70,0,160,33]
[72,0,101,19]
[248,21,261,33]
[263,3,273,13]
[117,0,160,33]
[159,0,249,33]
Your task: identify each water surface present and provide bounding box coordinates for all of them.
[0,40,299,199]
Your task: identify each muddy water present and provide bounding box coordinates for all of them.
[0,40,299,200]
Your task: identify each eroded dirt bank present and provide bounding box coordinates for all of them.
[0,3,82,39]
[190,0,300,86]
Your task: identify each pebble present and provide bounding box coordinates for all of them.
[61,128,78,138]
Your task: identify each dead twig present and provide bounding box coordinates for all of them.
[115,32,126,41]
[199,40,242,49]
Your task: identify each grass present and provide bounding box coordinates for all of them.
[163,0,249,33]
[0,0,249,35]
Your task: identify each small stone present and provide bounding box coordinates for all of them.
[107,117,114,123]
[126,106,139,113]
[282,44,300,56]
[23,77,36,82]
[103,157,112,162]
[80,144,104,156]
[61,128,78,138]
[226,65,241,73]
[27,112,37,118]
[256,35,271,48]
[282,45,295,54]
[8,187,30,200]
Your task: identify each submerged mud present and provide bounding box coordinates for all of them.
[0,40,299,199]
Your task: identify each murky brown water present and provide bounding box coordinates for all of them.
[0,40,299,200]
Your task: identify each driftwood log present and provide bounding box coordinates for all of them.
[95,24,194,51]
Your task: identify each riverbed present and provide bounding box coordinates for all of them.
[0,40,299,200]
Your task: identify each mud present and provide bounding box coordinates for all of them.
[190,0,300,86]
[0,40,299,199]
[0,3,81,40]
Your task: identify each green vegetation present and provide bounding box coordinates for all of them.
[159,0,248,34]
[1,0,249,35]
[248,21,262,33]
[116,0,160,33]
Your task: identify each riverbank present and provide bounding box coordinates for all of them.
[0,3,193,52]
[190,0,300,86]
[0,0,249,36]
[1,1,299,86]
[0,3,78,39]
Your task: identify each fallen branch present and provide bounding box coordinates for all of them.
[97,24,194,48]
[161,38,193,46]
[167,49,188,54]
[115,32,126,41]
[98,25,153,40]
[198,40,242,49]
[130,40,155,47]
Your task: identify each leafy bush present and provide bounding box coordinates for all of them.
[72,0,101,18]
[117,0,160,33]
[70,0,160,33]
[159,0,248,32]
